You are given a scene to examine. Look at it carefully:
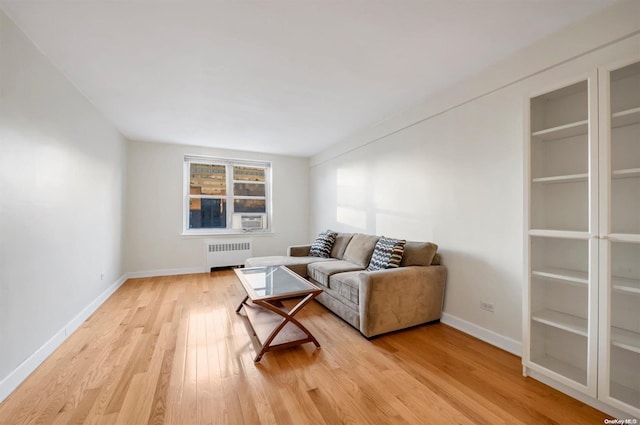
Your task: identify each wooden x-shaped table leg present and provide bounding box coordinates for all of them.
[243,292,320,362]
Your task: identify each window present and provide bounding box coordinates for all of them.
[184,155,271,234]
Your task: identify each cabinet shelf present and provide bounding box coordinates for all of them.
[610,382,640,410]
[528,229,591,239]
[612,168,640,179]
[612,107,640,128]
[531,354,587,385]
[612,276,640,294]
[608,233,640,243]
[531,309,588,337]
[532,267,588,285]
[612,327,640,354]
[532,173,588,184]
[531,120,588,141]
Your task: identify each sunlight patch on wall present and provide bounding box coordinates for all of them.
[337,206,366,230]
[337,185,366,206]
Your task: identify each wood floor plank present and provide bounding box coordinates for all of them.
[205,303,230,425]
[115,321,171,425]
[145,347,174,425]
[0,270,612,425]
[79,328,143,425]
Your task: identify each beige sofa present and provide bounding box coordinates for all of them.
[245,233,447,338]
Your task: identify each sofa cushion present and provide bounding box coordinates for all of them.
[309,230,338,258]
[244,256,335,278]
[307,260,364,288]
[329,271,362,307]
[367,237,406,271]
[400,241,438,267]
[342,234,380,268]
[330,233,353,259]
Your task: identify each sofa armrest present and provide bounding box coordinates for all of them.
[288,244,312,257]
[358,265,447,338]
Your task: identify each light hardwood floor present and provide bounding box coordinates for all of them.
[0,270,609,424]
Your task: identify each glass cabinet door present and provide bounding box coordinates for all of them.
[526,74,599,397]
[599,60,640,416]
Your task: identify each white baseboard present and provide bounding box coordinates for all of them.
[441,312,522,357]
[0,273,128,404]
[126,266,208,279]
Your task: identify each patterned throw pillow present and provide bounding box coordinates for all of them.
[367,237,406,271]
[309,230,338,258]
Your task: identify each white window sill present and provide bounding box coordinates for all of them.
[181,230,274,237]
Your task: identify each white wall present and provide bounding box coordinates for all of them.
[0,9,127,397]
[310,0,640,353]
[125,140,309,275]
[310,84,525,349]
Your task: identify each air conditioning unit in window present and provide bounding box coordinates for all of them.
[232,213,267,231]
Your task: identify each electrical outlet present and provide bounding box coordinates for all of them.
[480,302,494,312]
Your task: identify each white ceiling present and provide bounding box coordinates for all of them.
[1,0,616,157]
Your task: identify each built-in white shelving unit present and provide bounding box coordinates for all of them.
[599,61,640,417]
[525,76,597,397]
[525,58,640,419]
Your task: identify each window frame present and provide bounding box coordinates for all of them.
[182,155,272,235]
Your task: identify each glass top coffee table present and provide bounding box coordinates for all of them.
[234,265,323,362]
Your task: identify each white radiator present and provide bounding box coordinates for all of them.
[206,238,253,269]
